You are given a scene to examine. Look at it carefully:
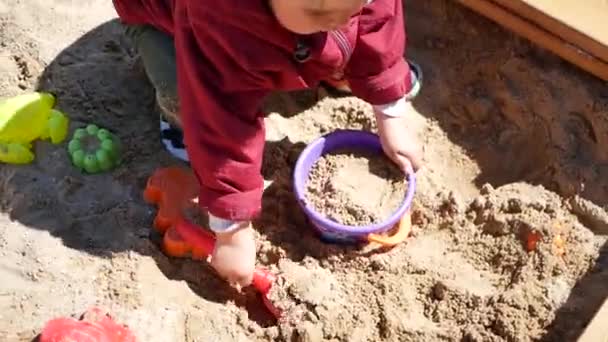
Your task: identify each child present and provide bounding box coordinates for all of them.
[113,0,423,287]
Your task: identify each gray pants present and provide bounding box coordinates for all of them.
[124,24,181,128]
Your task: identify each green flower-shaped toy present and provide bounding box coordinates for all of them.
[67,124,121,174]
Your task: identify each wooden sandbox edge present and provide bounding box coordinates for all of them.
[577,297,608,342]
[490,0,608,64]
[455,0,608,81]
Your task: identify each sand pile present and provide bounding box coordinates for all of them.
[305,150,406,226]
[258,183,600,342]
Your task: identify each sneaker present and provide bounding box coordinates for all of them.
[155,92,189,162]
[406,60,423,100]
[160,118,189,162]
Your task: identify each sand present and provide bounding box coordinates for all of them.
[1,0,608,341]
[305,150,406,226]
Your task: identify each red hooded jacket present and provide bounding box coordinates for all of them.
[113,0,412,221]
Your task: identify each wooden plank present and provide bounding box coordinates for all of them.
[491,0,608,64]
[455,0,608,81]
[578,297,608,342]
[518,0,608,49]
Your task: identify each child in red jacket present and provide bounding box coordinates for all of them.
[113,0,423,287]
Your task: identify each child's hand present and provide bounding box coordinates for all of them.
[210,222,256,289]
[376,102,423,174]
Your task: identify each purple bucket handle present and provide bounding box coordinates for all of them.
[293,130,417,236]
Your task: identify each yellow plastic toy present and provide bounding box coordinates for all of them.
[0,92,69,164]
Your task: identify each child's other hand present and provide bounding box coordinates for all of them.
[210,222,256,289]
[376,102,423,174]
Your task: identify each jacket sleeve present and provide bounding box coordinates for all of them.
[173,10,269,221]
[345,0,412,105]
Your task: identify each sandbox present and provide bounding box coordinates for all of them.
[0,0,606,341]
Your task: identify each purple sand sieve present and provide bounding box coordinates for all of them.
[293,129,417,237]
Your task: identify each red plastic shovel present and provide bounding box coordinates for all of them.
[143,167,280,318]
[173,218,280,317]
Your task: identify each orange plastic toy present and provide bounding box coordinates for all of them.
[39,307,136,342]
[526,231,542,252]
[143,167,200,234]
[144,167,279,318]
